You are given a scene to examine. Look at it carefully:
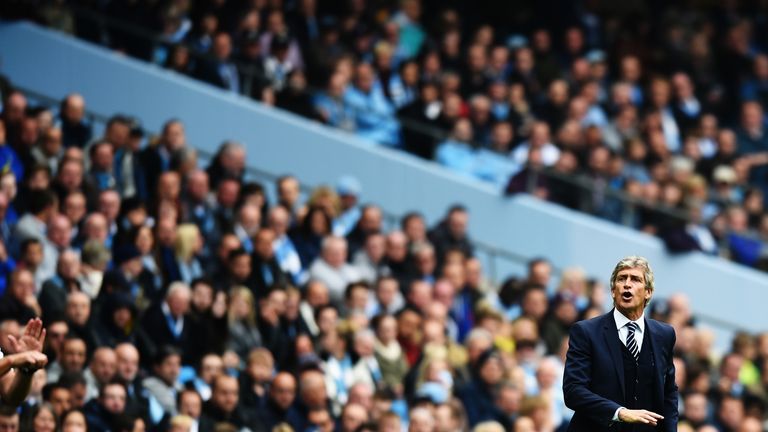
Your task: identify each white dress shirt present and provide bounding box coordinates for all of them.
[614,308,645,353]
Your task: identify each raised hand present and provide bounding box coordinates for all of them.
[7,318,46,354]
[618,408,664,426]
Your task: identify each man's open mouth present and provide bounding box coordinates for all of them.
[621,292,633,300]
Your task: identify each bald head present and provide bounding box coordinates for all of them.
[299,370,327,408]
[271,372,297,410]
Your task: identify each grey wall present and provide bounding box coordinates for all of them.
[1,22,765,336]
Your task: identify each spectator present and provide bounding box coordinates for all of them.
[193,32,240,93]
[83,380,127,432]
[0,268,39,323]
[344,63,401,147]
[198,375,259,432]
[38,250,81,322]
[250,228,289,299]
[142,346,183,418]
[308,236,361,305]
[83,347,117,401]
[428,205,474,265]
[226,287,262,361]
[139,282,196,365]
[113,343,149,422]
[47,336,87,384]
[58,94,92,149]
[260,371,301,430]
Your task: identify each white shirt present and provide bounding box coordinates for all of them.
[613,308,645,353]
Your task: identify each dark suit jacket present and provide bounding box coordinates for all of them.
[563,310,678,432]
[139,302,198,366]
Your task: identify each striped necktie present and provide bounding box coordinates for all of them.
[626,322,640,362]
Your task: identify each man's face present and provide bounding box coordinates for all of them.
[341,404,367,432]
[308,410,334,432]
[200,355,223,383]
[166,292,189,317]
[11,271,34,300]
[116,346,140,382]
[98,192,120,222]
[212,378,239,414]
[611,267,651,317]
[278,178,299,206]
[230,254,251,280]
[179,391,202,419]
[100,384,126,414]
[23,244,43,268]
[49,217,73,249]
[270,376,296,410]
[156,355,181,384]
[66,296,90,326]
[497,387,522,415]
[255,230,275,259]
[61,340,87,372]
[63,193,86,224]
[0,414,19,432]
[91,350,117,383]
[49,388,72,417]
[70,383,86,408]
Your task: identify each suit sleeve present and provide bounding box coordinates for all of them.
[563,322,622,427]
[662,328,679,432]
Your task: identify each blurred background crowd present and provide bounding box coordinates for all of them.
[0,0,768,431]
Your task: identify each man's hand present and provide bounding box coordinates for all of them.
[618,409,664,425]
[6,351,48,371]
[7,318,46,354]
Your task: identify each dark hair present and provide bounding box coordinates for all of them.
[90,140,114,160]
[98,379,127,398]
[400,211,423,230]
[20,402,56,431]
[191,277,214,290]
[106,115,130,130]
[344,281,370,300]
[176,387,202,407]
[58,371,87,388]
[27,188,57,215]
[299,206,332,236]
[227,247,250,262]
[20,237,42,255]
[153,345,182,366]
[42,382,68,401]
[447,204,467,215]
[313,304,337,324]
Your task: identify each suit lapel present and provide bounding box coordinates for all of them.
[602,310,625,397]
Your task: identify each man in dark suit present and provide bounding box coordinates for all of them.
[139,282,201,366]
[563,256,678,431]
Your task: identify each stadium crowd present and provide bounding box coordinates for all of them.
[0,0,767,431]
[5,0,768,269]
[0,86,766,431]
